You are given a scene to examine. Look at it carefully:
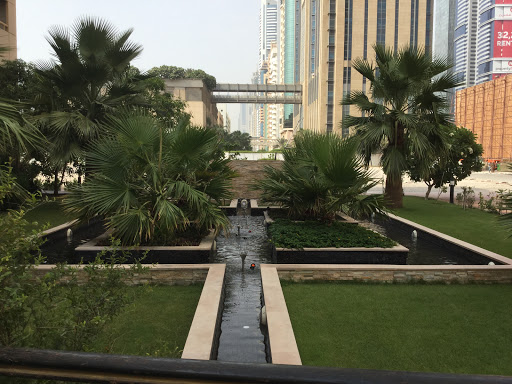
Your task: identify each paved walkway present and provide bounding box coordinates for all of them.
[367,169,512,202]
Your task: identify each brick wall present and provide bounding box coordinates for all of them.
[229,160,282,199]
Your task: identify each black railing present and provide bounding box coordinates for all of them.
[1,348,511,384]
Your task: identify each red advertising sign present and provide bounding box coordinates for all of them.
[495,0,512,4]
[494,20,512,58]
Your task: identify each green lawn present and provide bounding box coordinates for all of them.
[89,285,202,358]
[23,200,76,231]
[394,196,511,257]
[283,282,512,375]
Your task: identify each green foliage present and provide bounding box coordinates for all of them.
[268,219,396,249]
[139,75,189,127]
[455,186,475,210]
[148,65,217,91]
[342,45,458,207]
[0,168,147,350]
[216,128,252,151]
[0,59,39,103]
[407,125,483,199]
[33,16,146,181]
[255,131,386,221]
[65,110,234,245]
[499,191,512,236]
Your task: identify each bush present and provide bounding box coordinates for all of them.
[254,131,386,221]
[0,166,147,350]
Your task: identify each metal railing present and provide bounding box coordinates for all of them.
[1,347,511,384]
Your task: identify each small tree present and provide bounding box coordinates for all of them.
[407,125,483,199]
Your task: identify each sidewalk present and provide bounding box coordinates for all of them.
[367,169,512,201]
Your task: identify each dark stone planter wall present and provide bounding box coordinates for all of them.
[384,216,505,265]
[272,245,408,265]
[74,248,213,264]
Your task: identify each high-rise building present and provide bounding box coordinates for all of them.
[454,0,478,89]
[433,0,456,110]
[218,103,231,132]
[259,0,279,68]
[0,0,16,61]
[476,0,512,83]
[280,0,297,129]
[454,0,512,89]
[256,0,279,140]
[299,0,433,135]
[265,42,280,140]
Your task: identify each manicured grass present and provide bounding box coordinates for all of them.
[394,196,511,257]
[23,200,76,231]
[89,285,202,358]
[268,219,396,249]
[282,282,512,375]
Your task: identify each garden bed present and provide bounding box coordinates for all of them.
[281,282,512,376]
[265,214,407,265]
[75,230,217,264]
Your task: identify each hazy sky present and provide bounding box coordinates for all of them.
[17,0,261,131]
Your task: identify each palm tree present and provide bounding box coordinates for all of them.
[34,17,146,179]
[342,45,458,208]
[255,131,386,221]
[65,110,235,245]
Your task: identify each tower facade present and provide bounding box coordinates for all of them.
[300,0,433,135]
[0,0,16,61]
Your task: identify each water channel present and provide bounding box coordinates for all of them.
[214,212,270,363]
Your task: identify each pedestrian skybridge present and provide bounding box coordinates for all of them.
[212,83,302,104]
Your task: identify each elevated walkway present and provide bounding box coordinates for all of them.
[212,83,302,104]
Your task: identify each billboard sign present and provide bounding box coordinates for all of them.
[494,20,512,57]
[493,59,512,72]
[495,5,512,19]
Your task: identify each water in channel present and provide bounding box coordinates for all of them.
[214,212,271,363]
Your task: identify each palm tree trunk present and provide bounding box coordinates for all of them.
[385,176,403,208]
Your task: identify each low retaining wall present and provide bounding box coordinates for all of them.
[274,264,512,284]
[33,264,210,286]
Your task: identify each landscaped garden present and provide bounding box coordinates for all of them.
[2,13,512,382]
[282,282,512,376]
[394,196,512,258]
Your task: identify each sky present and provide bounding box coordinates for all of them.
[16,0,261,131]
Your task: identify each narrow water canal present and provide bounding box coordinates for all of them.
[214,214,271,363]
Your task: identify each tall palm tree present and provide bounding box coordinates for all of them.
[65,110,234,245]
[255,131,386,221]
[342,45,458,208]
[34,17,146,177]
